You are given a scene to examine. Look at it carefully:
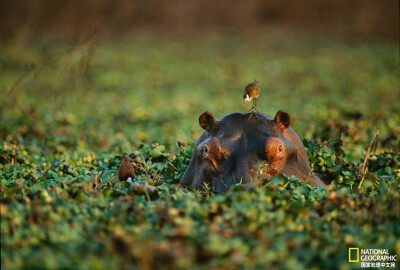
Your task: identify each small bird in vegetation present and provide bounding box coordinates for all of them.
[118,157,135,181]
[243,79,260,112]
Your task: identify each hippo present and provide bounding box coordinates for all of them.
[179,110,326,191]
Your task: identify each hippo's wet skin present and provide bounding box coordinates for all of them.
[180,110,326,191]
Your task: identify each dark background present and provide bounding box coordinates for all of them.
[0,0,397,40]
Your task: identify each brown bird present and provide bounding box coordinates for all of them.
[118,157,135,181]
[243,79,260,112]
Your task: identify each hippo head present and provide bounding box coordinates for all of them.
[180,111,326,191]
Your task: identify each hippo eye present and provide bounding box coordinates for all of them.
[278,145,283,152]
[203,145,209,158]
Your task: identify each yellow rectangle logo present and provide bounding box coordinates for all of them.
[349,248,359,262]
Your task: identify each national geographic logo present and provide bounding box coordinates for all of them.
[349,248,397,268]
[349,248,359,262]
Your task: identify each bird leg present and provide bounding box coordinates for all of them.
[253,98,259,112]
[247,105,255,113]
[247,111,261,121]
[247,99,256,112]
[247,99,260,120]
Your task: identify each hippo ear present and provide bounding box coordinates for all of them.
[199,111,218,131]
[274,110,291,129]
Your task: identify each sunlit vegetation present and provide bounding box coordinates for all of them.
[1,33,399,269]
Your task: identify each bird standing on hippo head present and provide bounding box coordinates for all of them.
[243,79,260,112]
